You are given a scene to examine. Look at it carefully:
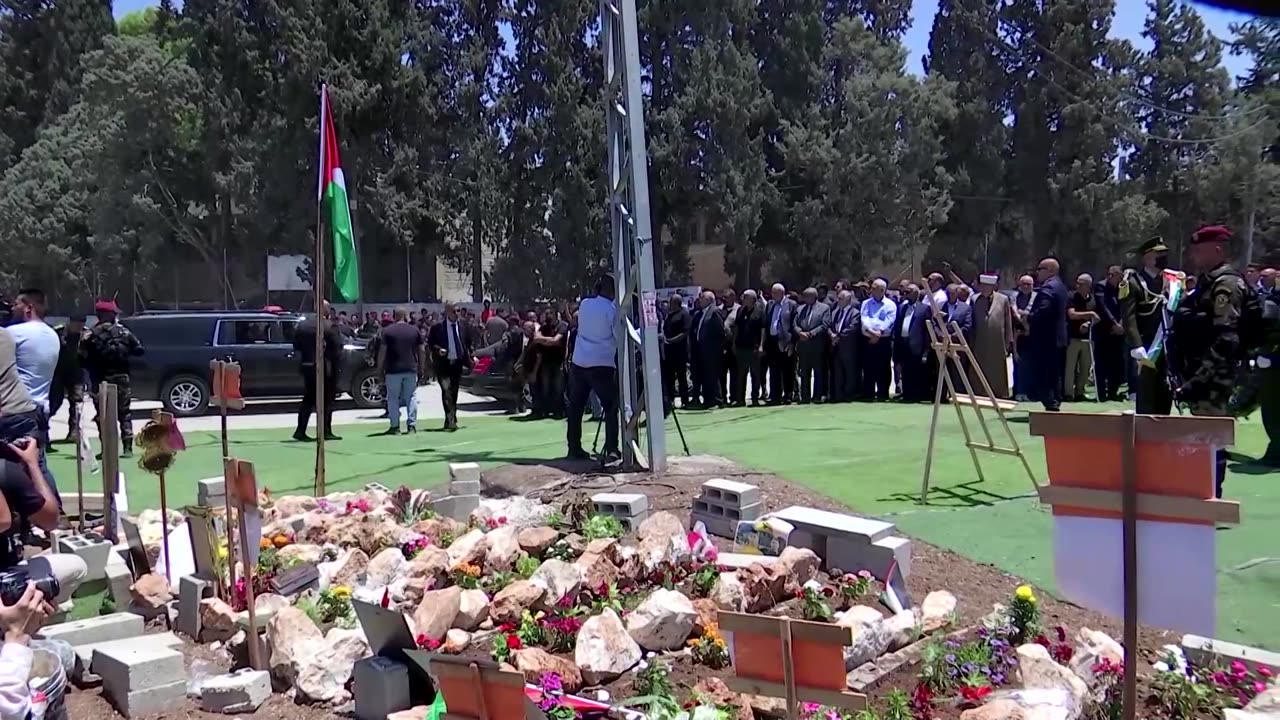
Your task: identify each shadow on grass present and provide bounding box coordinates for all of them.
[877,479,1033,508]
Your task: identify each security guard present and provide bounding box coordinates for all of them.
[1168,225,1250,497]
[1119,236,1172,414]
[48,313,87,443]
[80,300,144,457]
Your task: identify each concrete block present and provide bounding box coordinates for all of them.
[57,532,113,582]
[690,511,737,539]
[692,499,761,524]
[448,462,482,485]
[449,479,482,496]
[591,492,650,516]
[177,575,214,640]
[828,535,913,580]
[95,644,186,694]
[700,479,761,508]
[106,678,186,718]
[201,669,272,714]
[769,506,896,543]
[616,510,649,533]
[74,632,183,683]
[105,550,133,607]
[354,656,413,720]
[197,476,225,507]
[433,494,480,521]
[717,552,779,570]
[1182,635,1280,674]
[38,612,144,647]
[364,481,392,495]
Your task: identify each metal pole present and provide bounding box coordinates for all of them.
[601,0,666,472]
[406,244,413,303]
[314,87,328,496]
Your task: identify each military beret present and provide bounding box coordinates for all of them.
[95,299,119,312]
[1190,225,1233,245]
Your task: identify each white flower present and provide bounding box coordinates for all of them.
[802,579,823,592]
[645,651,656,659]
[596,690,610,702]
[635,660,648,671]
[1154,661,1171,673]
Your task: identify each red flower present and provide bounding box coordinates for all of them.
[415,633,441,650]
[821,587,834,598]
[960,685,992,703]
[506,634,522,650]
[1260,667,1274,678]
[1054,626,1067,643]
[500,622,517,633]
[497,516,508,525]
[1034,635,1050,648]
[380,588,391,609]
[794,589,804,599]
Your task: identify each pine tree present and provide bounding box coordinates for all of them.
[924,0,1008,273]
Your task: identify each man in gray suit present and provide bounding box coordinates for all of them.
[764,283,797,405]
[794,287,831,403]
[830,289,861,402]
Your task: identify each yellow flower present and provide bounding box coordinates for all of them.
[1015,585,1037,604]
[332,585,352,599]
[216,546,229,561]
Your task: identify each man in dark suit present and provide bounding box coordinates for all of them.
[731,290,766,406]
[427,302,474,430]
[660,294,691,408]
[894,284,932,401]
[830,290,861,402]
[1094,265,1126,402]
[1028,257,1070,411]
[293,301,344,442]
[764,283,797,405]
[691,291,726,408]
[793,287,831,403]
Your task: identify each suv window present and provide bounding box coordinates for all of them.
[216,320,275,345]
[276,320,297,344]
[124,317,215,347]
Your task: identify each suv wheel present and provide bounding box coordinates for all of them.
[162,374,211,417]
[352,369,384,409]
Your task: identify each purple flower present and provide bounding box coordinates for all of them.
[945,654,957,663]
[540,672,564,695]
[992,673,1006,685]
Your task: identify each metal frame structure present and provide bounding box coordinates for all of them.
[601,0,666,472]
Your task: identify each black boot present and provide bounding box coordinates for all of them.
[121,439,133,458]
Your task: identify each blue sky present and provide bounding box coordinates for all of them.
[112,0,1256,82]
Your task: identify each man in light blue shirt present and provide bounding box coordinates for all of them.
[859,279,898,400]
[9,289,62,502]
[566,274,620,466]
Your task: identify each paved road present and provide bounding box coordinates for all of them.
[48,384,508,439]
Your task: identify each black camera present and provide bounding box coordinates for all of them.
[0,570,59,607]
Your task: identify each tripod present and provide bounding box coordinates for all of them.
[591,393,690,460]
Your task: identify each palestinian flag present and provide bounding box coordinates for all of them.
[317,85,360,302]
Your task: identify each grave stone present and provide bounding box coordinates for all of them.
[177,575,215,640]
[154,520,197,588]
[104,548,134,608]
[38,613,144,647]
[72,632,184,685]
[354,656,413,720]
[197,476,225,507]
[200,669,271,713]
[1182,635,1280,674]
[766,506,911,580]
[119,515,151,576]
[96,643,187,718]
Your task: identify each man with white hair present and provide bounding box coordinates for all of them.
[968,274,1014,398]
[691,290,726,408]
[793,287,831,403]
[859,279,897,400]
[764,283,797,405]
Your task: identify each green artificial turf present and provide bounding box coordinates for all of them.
[46,399,1280,649]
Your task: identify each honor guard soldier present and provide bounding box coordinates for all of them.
[80,300,144,457]
[1168,225,1263,498]
[1119,236,1172,414]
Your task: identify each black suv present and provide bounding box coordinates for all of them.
[121,311,384,417]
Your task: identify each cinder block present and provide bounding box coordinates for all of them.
[448,462,482,485]
[690,511,736,539]
[197,476,225,507]
[38,613,144,647]
[95,644,186,694]
[827,535,912,581]
[201,669,271,713]
[74,632,183,683]
[769,506,896,543]
[700,479,761,508]
[591,492,650,516]
[364,481,392,495]
[105,550,133,607]
[433,494,480,521]
[1182,635,1280,674]
[57,532,113,582]
[354,656,413,720]
[177,575,214,640]
[106,678,186,718]
[616,510,649,533]
[449,479,482,497]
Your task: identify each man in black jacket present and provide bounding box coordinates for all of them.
[661,295,692,408]
[1028,258,1070,411]
[691,291,725,408]
[894,284,932,401]
[731,290,766,406]
[428,302,474,431]
[293,301,345,441]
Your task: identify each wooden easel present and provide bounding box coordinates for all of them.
[98,383,120,542]
[226,458,264,670]
[405,653,531,720]
[210,360,244,597]
[719,612,867,716]
[920,315,1038,504]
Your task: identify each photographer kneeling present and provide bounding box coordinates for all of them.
[0,582,53,720]
[0,438,85,605]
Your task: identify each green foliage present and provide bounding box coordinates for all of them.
[690,564,720,598]
[583,514,625,540]
[632,656,674,700]
[515,554,540,579]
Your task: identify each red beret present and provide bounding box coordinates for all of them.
[1191,225,1233,245]
[94,299,119,313]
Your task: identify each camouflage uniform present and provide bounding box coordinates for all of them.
[1169,262,1247,496]
[81,320,144,455]
[1119,266,1171,414]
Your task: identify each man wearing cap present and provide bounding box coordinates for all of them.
[968,274,1014,399]
[80,300,143,457]
[1120,236,1172,414]
[1168,225,1250,496]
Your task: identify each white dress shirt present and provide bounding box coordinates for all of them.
[447,321,460,361]
[860,296,898,335]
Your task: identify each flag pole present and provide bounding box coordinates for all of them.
[314,84,328,496]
